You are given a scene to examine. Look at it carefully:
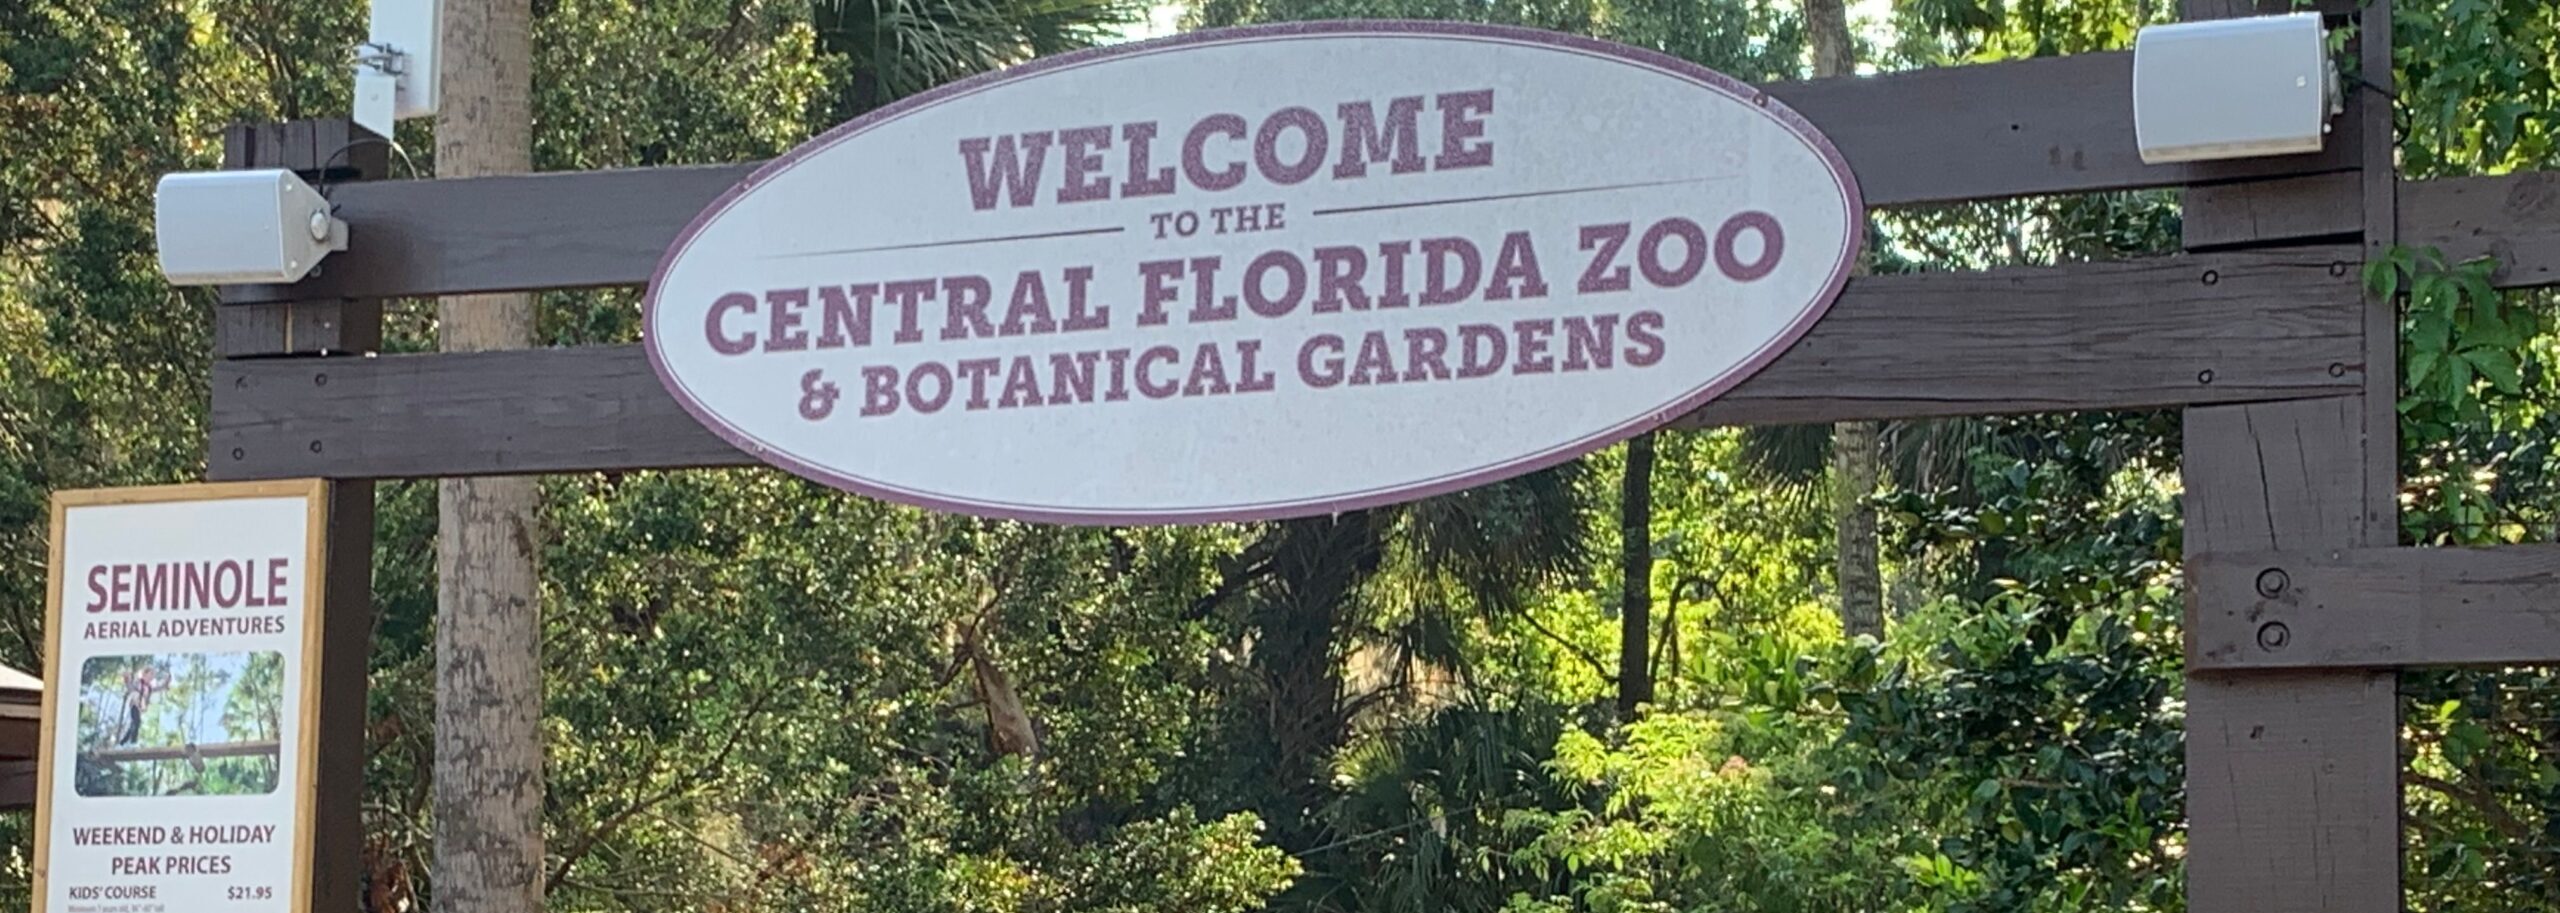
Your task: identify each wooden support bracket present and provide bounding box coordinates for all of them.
[2191,544,2560,669]
[2401,171,2560,289]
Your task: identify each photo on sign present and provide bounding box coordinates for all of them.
[73,652,283,798]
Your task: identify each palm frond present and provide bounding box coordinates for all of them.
[1398,465,1592,615]
[814,0,1145,113]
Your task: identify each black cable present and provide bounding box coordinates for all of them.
[311,135,421,197]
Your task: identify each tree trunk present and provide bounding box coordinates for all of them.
[434,0,545,909]
[1615,432,1657,720]
[1247,513,1385,849]
[1806,0,1882,641]
[1831,421,1884,639]
[1807,0,1854,78]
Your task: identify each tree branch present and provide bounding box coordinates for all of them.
[1512,608,1610,683]
[2404,769,2536,845]
[544,686,781,894]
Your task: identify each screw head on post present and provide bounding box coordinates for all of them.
[2254,568,2289,598]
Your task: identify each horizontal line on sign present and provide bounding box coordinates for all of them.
[771,225,1127,258]
[1308,177,1724,216]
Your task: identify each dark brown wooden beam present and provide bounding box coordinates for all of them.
[1770,51,2359,206]
[206,247,2363,481]
[309,479,374,913]
[2183,0,2360,17]
[211,120,380,913]
[222,162,754,305]
[2180,399,2399,913]
[0,760,33,810]
[0,709,34,763]
[2183,172,2363,250]
[217,51,2363,304]
[2191,544,2560,669]
[2402,170,2560,289]
[1672,245,2362,426]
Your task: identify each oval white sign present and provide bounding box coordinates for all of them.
[645,22,1863,525]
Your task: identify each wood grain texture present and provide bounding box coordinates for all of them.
[2183,172,2363,249]
[211,345,737,479]
[2356,0,2401,551]
[2181,400,2399,913]
[0,760,33,810]
[214,52,2363,303]
[1680,246,2362,426]
[2181,0,2359,16]
[2177,4,2399,906]
[310,480,375,913]
[2193,544,2560,669]
[2401,171,2560,289]
[217,120,386,913]
[205,248,2364,481]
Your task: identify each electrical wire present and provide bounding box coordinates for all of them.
[311,134,421,197]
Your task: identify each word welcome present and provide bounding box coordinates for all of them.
[957,90,1495,210]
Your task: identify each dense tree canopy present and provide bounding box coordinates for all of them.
[2,0,2557,910]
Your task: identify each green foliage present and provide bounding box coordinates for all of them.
[1507,713,1904,913]
[1887,0,2164,65]
[2375,246,2526,425]
[813,0,1147,118]
[2366,245,2547,545]
[2394,0,2560,179]
[1190,0,1804,84]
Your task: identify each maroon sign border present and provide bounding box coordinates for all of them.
[642,20,1867,525]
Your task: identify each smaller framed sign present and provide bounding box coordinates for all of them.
[35,480,332,913]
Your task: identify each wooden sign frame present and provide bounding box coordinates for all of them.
[187,3,2560,909]
[33,479,361,913]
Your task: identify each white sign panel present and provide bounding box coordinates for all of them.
[37,481,327,913]
[646,22,1864,524]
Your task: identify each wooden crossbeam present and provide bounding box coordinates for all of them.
[215,50,2363,304]
[2185,0,2360,14]
[2191,544,2560,669]
[2183,172,2363,250]
[85,740,281,765]
[2402,171,2560,289]
[205,247,2362,481]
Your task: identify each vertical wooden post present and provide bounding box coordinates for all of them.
[2356,2,2399,544]
[219,119,384,913]
[2181,403,2398,912]
[2178,3,2400,912]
